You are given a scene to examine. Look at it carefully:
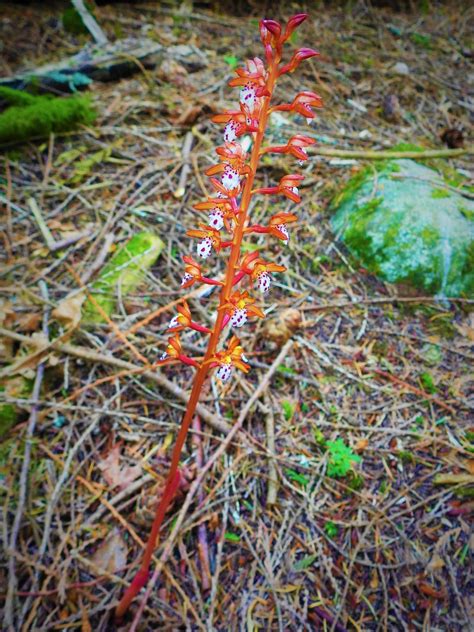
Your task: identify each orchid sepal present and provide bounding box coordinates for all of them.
[279,48,320,76]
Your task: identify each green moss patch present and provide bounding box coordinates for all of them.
[83,232,164,323]
[0,87,96,145]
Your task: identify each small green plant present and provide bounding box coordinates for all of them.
[398,450,415,465]
[419,371,437,394]
[285,468,309,488]
[224,55,239,69]
[326,438,361,478]
[324,520,338,538]
[281,400,296,421]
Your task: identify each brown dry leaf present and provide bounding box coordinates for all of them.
[370,568,379,589]
[81,606,92,632]
[0,331,50,378]
[14,312,41,332]
[426,553,445,573]
[48,219,76,231]
[52,293,85,328]
[356,438,369,451]
[262,308,302,345]
[0,299,15,328]
[157,58,188,88]
[419,581,447,600]
[465,459,474,475]
[90,528,128,574]
[98,444,142,490]
[175,101,213,126]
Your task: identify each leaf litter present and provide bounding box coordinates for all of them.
[0,2,473,630]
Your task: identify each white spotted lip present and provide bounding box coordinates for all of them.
[197,237,213,258]
[276,223,289,243]
[255,272,271,293]
[167,315,179,329]
[181,272,193,286]
[221,166,240,191]
[230,308,248,328]
[209,209,224,230]
[224,121,237,143]
[240,83,256,110]
[216,363,233,382]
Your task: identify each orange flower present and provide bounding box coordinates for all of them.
[261,135,315,161]
[228,57,268,89]
[167,301,212,335]
[181,255,202,288]
[271,91,323,119]
[254,174,304,203]
[187,224,222,259]
[251,258,286,293]
[167,302,192,331]
[212,336,250,382]
[193,198,236,231]
[220,290,265,328]
[279,48,319,76]
[269,212,297,243]
[160,333,182,361]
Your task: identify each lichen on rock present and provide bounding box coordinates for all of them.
[331,158,474,299]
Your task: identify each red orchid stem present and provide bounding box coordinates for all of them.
[116,48,281,621]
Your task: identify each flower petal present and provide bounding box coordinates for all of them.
[209,209,224,230]
[255,272,271,293]
[230,308,248,328]
[197,237,213,258]
[216,363,233,382]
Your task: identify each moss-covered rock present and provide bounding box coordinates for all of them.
[331,159,474,298]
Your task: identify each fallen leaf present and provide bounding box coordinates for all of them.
[52,293,85,328]
[262,308,301,345]
[0,331,50,379]
[98,444,142,490]
[14,312,42,332]
[0,299,15,328]
[90,528,128,574]
[426,553,445,573]
[370,568,379,589]
[419,581,447,600]
[434,473,474,485]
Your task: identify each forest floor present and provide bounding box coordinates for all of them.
[0,2,473,630]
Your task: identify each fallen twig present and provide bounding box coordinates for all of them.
[264,392,278,506]
[5,281,49,630]
[309,146,472,160]
[0,327,231,435]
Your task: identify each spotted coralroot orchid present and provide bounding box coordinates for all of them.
[116,14,321,619]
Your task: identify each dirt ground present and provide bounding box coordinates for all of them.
[0,2,473,630]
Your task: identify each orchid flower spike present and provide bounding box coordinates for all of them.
[116,12,322,622]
